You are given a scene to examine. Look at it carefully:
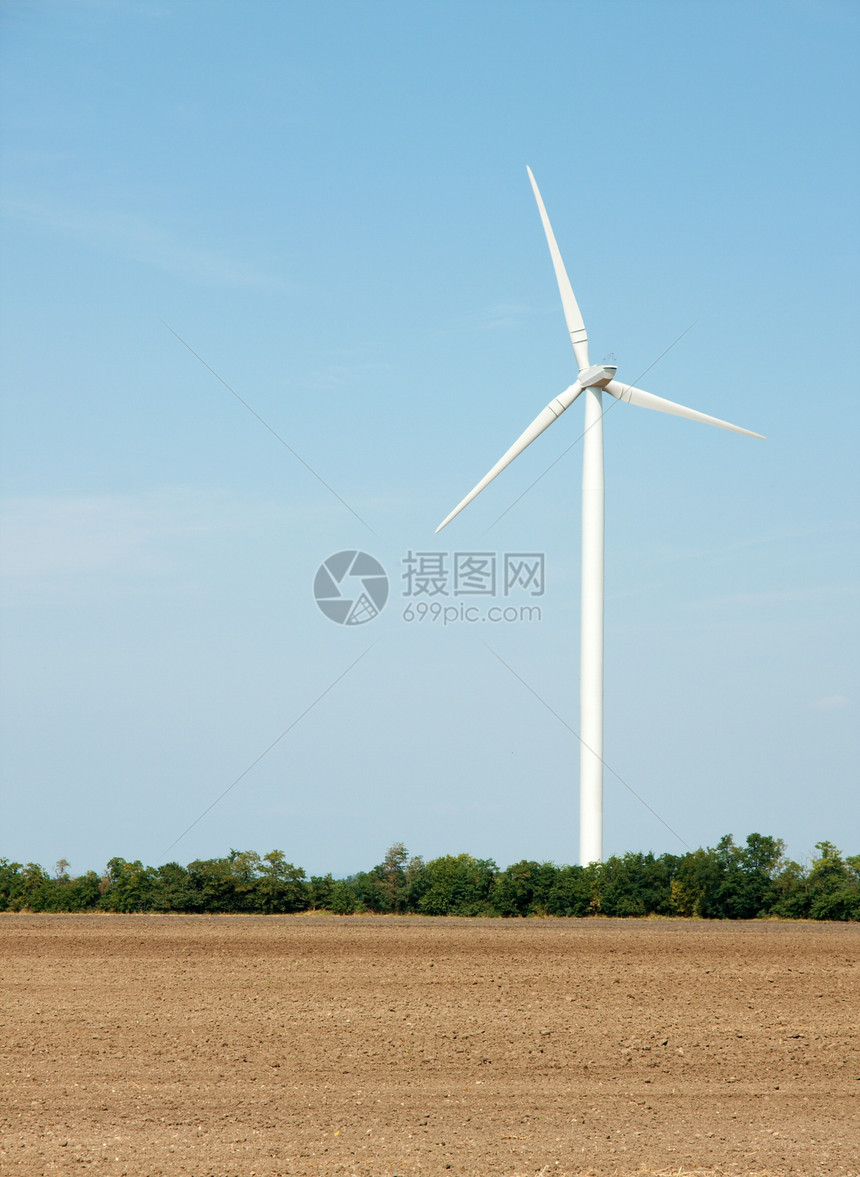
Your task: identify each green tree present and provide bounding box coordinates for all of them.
[349,844,425,913]
[256,851,310,913]
[100,858,156,912]
[0,860,26,910]
[770,856,811,918]
[349,870,384,912]
[185,855,239,912]
[309,874,358,913]
[807,842,860,920]
[328,879,359,914]
[310,874,335,910]
[20,862,57,911]
[151,862,198,912]
[417,854,497,915]
[545,864,592,916]
[599,852,676,917]
[492,861,558,917]
[62,870,101,911]
[671,846,723,917]
[371,843,424,913]
[379,842,409,912]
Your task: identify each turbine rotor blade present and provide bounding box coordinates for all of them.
[604,380,766,439]
[527,167,590,372]
[436,383,582,532]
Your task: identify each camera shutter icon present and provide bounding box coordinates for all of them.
[314,551,389,625]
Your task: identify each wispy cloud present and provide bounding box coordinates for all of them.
[1,198,287,290]
[621,521,860,571]
[58,0,169,14]
[684,581,859,611]
[479,302,538,330]
[306,360,393,390]
[0,489,355,598]
[811,695,851,710]
[0,489,229,584]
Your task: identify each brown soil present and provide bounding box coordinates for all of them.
[1,914,858,1176]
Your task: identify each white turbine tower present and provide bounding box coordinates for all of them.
[437,168,765,866]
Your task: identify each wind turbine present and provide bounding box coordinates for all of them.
[436,168,765,866]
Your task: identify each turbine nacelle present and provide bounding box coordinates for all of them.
[578,364,616,388]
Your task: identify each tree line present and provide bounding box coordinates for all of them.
[1,835,858,920]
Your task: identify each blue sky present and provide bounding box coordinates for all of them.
[1,0,857,879]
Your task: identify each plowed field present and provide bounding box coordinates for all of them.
[1,914,858,1176]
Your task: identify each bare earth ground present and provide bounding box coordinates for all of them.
[0,915,858,1177]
